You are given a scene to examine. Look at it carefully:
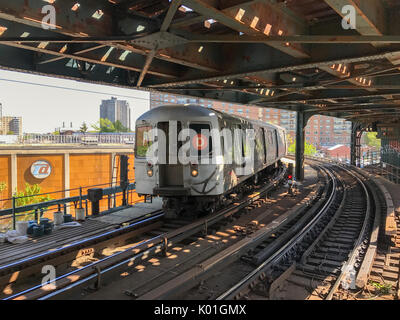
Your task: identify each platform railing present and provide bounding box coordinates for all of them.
[375,162,400,184]
[16,133,136,145]
[0,181,141,232]
[287,153,399,184]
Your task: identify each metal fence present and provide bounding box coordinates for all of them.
[376,162,400,184]
[17,134,135,145]
[0,181,140,232]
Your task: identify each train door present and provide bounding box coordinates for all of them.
[233,124,244,171]
[265,130,274,165]
[281,130,287,155]
[261,128,267,165]
[157,121,183,187]
[274,129,279,158]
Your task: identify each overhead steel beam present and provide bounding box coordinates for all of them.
[7,34,400,45]
[150,48,400,87]
[323,0,400,69]
[182,0,309,59]
[0,0,220,75]
[324,0,386,37]
[0,0,115,37]
[137,0,183,86]
[345,112,400,119]
[261,92,400,105]
[2,41,177,79]
[316,105,400,113]
[185,34,400,44]
[37,44,107,65]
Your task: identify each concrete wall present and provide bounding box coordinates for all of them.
[0,155,10,209]
[0,147,138,210]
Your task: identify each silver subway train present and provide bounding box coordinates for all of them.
[134,104,287,217]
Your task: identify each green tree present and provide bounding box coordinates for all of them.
[114,120,129,133]
[91,119,130,133]
[80,122,88,133]
[0,182,7,210]
[91,118,116,133]
[288,140,317,156]
[364,132,381,148]
[7,131,14,135]
[14,183,52,221]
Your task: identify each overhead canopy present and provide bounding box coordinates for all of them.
[1,0,400,126]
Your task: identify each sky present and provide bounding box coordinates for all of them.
[0,69,150,133]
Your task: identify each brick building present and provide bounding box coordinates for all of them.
[0,116,22,136]
[0,103,23,136]
[100,97,131,130]
[150,92,351,149]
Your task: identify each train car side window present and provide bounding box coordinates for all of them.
[135,125,153,158]
[189,123,213,157]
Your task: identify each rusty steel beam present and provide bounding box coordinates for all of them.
[324,0,386,37]
[150,49,400,87]
[173,0,307,29]
[321,0,390,93]
[3,41,177,79]
[312,105,400,113]
[324,0,400,70]
[182,0,309,59]
[0,0,114,37]
[345,112,400,119]
[136,0,183,86]
[262,92,400,105]
[5,34,400,46]
[37,44,107,65]
[186,34,400,44]
[0,0,220,74]
[137,49,157,86]
[248,63,400,105]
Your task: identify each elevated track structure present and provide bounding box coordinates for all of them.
[0,0,400,177]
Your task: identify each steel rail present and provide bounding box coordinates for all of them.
[0,210,164,275]
[9,167,287,300]
[325,167,371,300]
[217,166,338,300]
[0,183,136,217]
[136,165,327,300]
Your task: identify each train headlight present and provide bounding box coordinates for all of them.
[191,169,198,177]
[147,169,153,177]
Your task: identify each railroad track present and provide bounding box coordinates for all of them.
[0,210,169,298]
[0,210,166,294]
[350,171,400,300]
[5,166,288,300]
[212,163,378,300]
[76,162,322,300]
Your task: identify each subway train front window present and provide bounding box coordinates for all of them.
[189,123,213,158]
[135,125,153,158]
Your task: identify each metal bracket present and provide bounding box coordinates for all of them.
[131,31,188,50]
[93,265,102,289]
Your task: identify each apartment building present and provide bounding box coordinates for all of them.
[150,92,351,148]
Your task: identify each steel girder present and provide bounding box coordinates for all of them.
[0,0,399,125]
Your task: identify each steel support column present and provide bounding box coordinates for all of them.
[351,122,364,167]
[295,111,308,181]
